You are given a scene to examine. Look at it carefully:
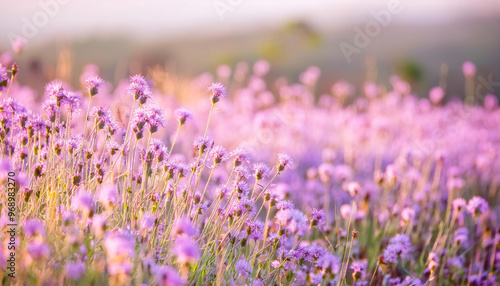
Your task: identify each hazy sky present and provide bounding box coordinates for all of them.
[1,0,499,46]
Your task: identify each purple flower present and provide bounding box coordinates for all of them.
[383,234,412,263]
[231,148,250,167]
[462,61,476,78]
[71,190,94,217]
[467,196,489,219]
[310,208,326,227]
[277,153,293,172]
[174,236,200,265]
[144,105,165,133]
[90,107,119,135]
[98,184,121,209]
[452,198,467,214]
[350,260,367,281]
[216,185,230,199]
[85,75,104,97]
[154,266,185,286]
[27,241,51,260]
[253,163,271,180]
[454,227,468,247]
[128,75,152,104]
[245,219,264,241]
[0,64,9,93]
[235,259,252,278]
[175,107,193,125]
[140,213,157,232]
[207,82,227,104]
[65,261,85,280]
[104,231,135,275]
[23,219,46,238]
[211,145,229,165]
[276,200,294,210]
[316,253,341,275]
[171,217,196,237]
[193,136,213,155]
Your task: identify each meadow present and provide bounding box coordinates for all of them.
[0,51,499,285]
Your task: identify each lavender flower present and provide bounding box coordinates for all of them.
[207,82,227,104]
[310,208,326,227]
[276,153,293,172]
[235,259,252,278]
[383,234,412,263]
[154,266,185,286]
[85,75,104,97]
[98,184,121,209]
[467,196,489,219]
[0,64,9,93]
[253,163,271,180]
[175,107,193,125]
[174,236,200,265]
[65,261,86,280]
[128,75,152,104]
[71,190,94,217]
[171,217,196,237]
[211,145,229,165]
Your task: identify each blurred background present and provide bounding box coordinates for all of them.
[1,0,500,98]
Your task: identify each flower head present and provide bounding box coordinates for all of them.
[310,208,326,227]
[66,261,86,280]
[175,107,193,125]
[174,236,200,265]
[85,75,104,97]
[207,82,227,104]
[467,196,489,219]
[277,153,293,172]
[253,163,271,180]
[383,234,412,263]
[128,75,152,104]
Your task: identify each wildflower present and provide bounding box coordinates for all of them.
[316,253,341,275]
[350,260,367,282]
[144,105,165,133]
[347,181,361,197]
[429,86,444,104]
[276,153,293,172]
[66,261,86,280]
[104,231,135,276]
[216,185,230,199]
[462,61,476,78]
[211,145,229,165]
[71,190,94,218]
[383,234,412,263]
[454,227,469,247]
[140,213,157,232]
[26,241,51,261]
[245,219,264,241]
[235,259,252,278]
[0,64,9,93]
[91,214,107,237]
[253,60,270,76]
[174,236,200,265]
[364,82,378,98]
[231,148,250,167]
[310,208,326,227]
[175,107,193,125]
[154,266,185,286]
[276,200,294,210]
[193,136,213,155]
[85,75,104,97]
[23,219,46,238]
[253,163,271,180]
[207,82,227,104]
[171,217,196,237]
[467,196,489,219]
[98,184,121,209]
[128,75,152,104]
[400,207,416,225]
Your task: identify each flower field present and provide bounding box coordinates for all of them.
[0,56,499,286]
